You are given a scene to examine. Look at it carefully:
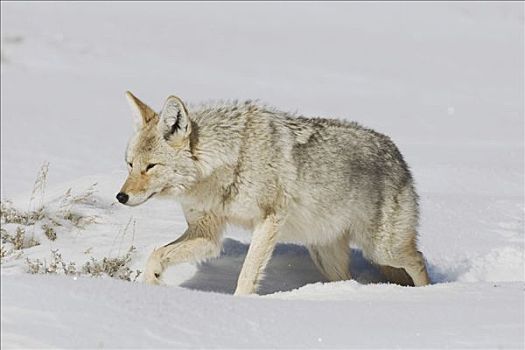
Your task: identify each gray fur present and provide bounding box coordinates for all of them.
[119,94,430,295]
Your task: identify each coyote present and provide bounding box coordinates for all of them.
[117,92,430,295]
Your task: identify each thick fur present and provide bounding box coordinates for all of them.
[119,92,430,295]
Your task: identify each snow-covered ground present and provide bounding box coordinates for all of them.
[1,2,524,348]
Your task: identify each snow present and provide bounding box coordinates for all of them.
[2,275,523,349]
[1,2,524,348]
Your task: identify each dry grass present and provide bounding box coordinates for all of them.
[1,226,40,250]
[26,250,77,276]
[29,161,49,212]
[0,243,7,259]
[3,163,142,283]
[81,246,142,282]
[42,224,57,241]
[26,246,142,282]
[1,163,98,263]
[0,200,43,226]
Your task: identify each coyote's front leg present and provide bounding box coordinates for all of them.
[144,212,224,285]
[234,214,281,295]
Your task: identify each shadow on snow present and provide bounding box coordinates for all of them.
[179,238,442,295]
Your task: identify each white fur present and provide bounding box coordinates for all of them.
[118,94,431,294]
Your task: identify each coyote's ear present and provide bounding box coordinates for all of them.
[125,91,156,128]
[158,95,191,143]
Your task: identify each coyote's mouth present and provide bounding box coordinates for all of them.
[147,191,158,200]
[123,191,158,207]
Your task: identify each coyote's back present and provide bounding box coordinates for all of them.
[117,93,430,294]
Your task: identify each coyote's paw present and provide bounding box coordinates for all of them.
[144,273,163,285]
[143,248,164,285]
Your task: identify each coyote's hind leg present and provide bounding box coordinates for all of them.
[371,247,430,287]
[308,234,351,282]
[379,265,414,286]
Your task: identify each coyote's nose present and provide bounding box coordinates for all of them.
[116,192,129,204]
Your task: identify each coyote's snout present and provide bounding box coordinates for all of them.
[118,92,430,295]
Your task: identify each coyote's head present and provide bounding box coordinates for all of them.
[116,92,198,206]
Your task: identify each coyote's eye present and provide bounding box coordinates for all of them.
[127,162,133,168]
[146,163,157,172]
